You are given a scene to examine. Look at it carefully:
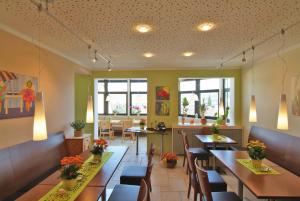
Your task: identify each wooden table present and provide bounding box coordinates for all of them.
[196,134,237,168]
[125,127,150,155]
[211,150,300,200]
[17,146,128,201]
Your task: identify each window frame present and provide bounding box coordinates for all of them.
[178,78,230,120]
[129,80,147,116]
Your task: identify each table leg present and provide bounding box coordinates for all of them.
[101,186,106,201]
[161,134,164,154]
[136,133,139,155]
[213,143,217,170]
[238,180,243,199]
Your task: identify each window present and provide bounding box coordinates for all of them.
[97,79,147,115]
[179,78,234,121]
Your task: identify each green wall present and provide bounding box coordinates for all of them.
[78,69,242,128]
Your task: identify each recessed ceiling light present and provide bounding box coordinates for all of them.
[182,52,194,57]
[197,22,215,32]
[135,24,152,33]
[143,52,154,58]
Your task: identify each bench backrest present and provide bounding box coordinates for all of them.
[249,126,300,176]
[0,132,68,200]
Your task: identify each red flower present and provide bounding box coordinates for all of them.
[161,152,178,161]
[95,138,108,147]
[157,90,169,98]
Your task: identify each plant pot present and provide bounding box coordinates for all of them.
[165,160,177,168]
[140,125,145,130]
[74,129,83,137]
[93,154,102,163]
[62,179,77,191]
[200,118,207,125]
[251,159,262,169]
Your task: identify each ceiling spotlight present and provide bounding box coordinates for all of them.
[197,22,215,32]
[182,52,194,57]
[143,52,154,58]
[92,50,97,63]
[242,51,246,63]
[135,24,152,33]
[107,60,112,71]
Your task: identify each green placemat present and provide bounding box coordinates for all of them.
[236,159,280,175]
[39,152,113,201]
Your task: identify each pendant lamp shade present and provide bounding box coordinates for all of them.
[249,95,257,122]
[86,95,94,123]
[277,94,289,130]
[33,92,47,141]
[219,97,225,116]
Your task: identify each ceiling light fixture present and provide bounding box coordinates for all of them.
[92,50,98,63]
[135,24,152,33]
[197,22,215,32]
[249,46,257,123]
[107,60,112,71]
[182,52,194,57]
[242,51,247,63]
[86,85,94,124]
[143,52,154,58]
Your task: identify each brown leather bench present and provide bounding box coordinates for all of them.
[0,132,68,201]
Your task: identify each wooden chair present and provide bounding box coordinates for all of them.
[99,120,114,139]
[185,145,227,201]
[122,119,135,141]
[138,179,148,201]
[195,158,241,201]
[181,131,210,174]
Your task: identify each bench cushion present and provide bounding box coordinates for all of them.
[212,192,241,201]
[108,184,140,201]
[207,170,227,192]
[0,131,68,200]
[249,126,300,176]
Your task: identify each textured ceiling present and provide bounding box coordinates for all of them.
[0,0,300,70]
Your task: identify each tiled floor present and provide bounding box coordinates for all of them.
[106,137,266,201]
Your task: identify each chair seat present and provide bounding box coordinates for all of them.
[188,147,209,160]
[120,166,147,185]
[100,129,113,132]
[108,184,140,201]
[212,192,241,201]
[207,170,227,192]
[206,145,228,150]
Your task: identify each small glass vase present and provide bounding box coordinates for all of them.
[93,154,102,163]
[62,179,77,191]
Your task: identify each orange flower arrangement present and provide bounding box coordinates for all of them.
[60,155,83,167]
[161,152,178,162]
[95,138,108,147]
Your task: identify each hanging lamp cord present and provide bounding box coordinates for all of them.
[277,29,288,94]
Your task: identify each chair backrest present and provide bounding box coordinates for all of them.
[138,179,148,201]
[145,163,154,187]
[181,131,190,149]
[195,159,213,201]
[122,119,133,130]
[185,145,195,175]
[100,120,111,130]
[148,143,155,165]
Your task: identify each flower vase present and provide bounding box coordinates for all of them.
[251,159,262,169]
[74,129,82,137]
[140,125,145,130]
[93,154,102,163]
[200,118,207,125]
[62,179,77,191]
[164,160,177,168]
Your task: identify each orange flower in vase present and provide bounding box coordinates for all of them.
[21,80,35,112]
[161,152,178,168]
[60,155,83,191]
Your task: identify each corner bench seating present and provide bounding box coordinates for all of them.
[0,132,68,201]
[235,126,300,201]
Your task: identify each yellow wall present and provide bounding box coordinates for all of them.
[0,29,83,148]
[92,69,242,128]
[242,46,300,144]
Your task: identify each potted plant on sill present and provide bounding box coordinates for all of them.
[161,152,178,168]
[182,97,189,124]
[60,155,83,191]
[91,138,108,163]
[247,140,266,169]
[70,120,86,137]
[140,118,146,129]
[215,106,230,125]
[199,99,207,125]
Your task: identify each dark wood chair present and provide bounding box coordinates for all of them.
[181,131,210,174]
[138,179,148,201]
[194,158,241,201]
[120,144,155,193]
[185,145,227,201]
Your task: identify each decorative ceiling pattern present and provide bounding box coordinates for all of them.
[0,0,300,70]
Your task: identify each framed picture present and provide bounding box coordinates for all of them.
[156,101,170,116]
[156,86,170,100]
[0,70,38,120]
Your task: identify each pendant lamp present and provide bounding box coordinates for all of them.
[219,97,225,116]
[86,94,94,123]
[33,92,47,141]
[277,94,288,130]
[249,95,257,122]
